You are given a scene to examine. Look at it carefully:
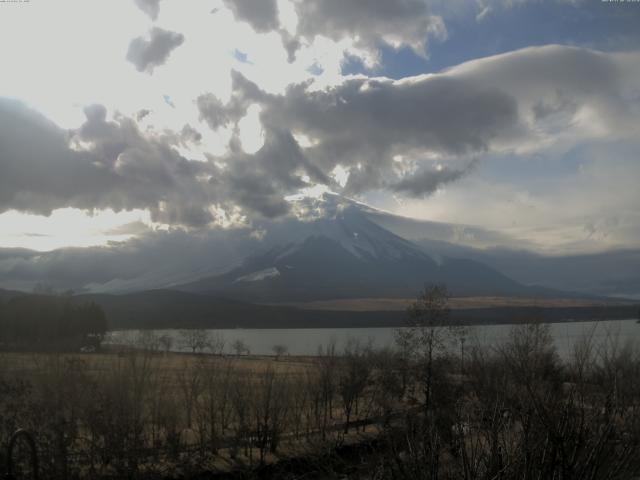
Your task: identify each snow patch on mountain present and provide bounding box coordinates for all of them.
[233,267,280,283]
[300,209,428,262]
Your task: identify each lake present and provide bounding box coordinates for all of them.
[107,318,640,359]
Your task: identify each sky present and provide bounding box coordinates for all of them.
[0,0,639,271]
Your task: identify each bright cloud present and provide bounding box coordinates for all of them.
[0,208,151,252]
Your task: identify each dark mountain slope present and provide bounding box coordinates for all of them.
[177,208,537,302]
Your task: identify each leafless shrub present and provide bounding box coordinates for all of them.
[338,339,373,433]
[232,338,250,356]
[272,344,288,360]
[179,329,211,354]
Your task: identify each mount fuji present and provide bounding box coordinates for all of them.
[4,192,630,301]
[177,199,540,302]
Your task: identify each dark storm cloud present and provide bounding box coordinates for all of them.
[126,27,185,73]
[0,98,217,227]
[133,0,162,20]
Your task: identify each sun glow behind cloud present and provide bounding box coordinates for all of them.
[0,1,150,129]
[0,209,152,252]
[237,104,265,154]
[0,0,637,260]
[0,0,353,251]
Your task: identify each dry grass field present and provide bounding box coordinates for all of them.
[0,350,316,384]
[0,344,396,479]
[2,319,640,479]
[272,295,635,312]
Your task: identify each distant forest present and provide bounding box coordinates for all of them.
[0,294,107,350]
[0,289,638,346]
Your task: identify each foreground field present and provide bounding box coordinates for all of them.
[0,345,399,479]
[3,321,640,479]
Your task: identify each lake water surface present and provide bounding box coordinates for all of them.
[108,319,640,359]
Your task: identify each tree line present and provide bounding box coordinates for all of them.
[0,294,107,350]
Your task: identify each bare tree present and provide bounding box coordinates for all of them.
[232,339,249,356]
[338,338,372,433]
[179,329,211,354]
[195,357,236,454]
[272,344,288,360]
[209,331,226,355]
[158,334,173,354]
[176,358,202,430]
[396,284,457,410]
[136,330,160,353]
[370,348,405,427]
[316,340,338,439]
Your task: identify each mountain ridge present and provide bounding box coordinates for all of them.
[1,194,637,299]
[176,206,552,302]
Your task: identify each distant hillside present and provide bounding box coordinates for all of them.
[76,289,402,329]
[77,290,640,330]
[0,288,26,302]
[1,288,636,331]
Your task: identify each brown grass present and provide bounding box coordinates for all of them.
[270,296,634,311]
[0,350,315,380]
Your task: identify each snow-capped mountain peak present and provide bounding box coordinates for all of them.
[176,193,532,301]
[293,206,429,262]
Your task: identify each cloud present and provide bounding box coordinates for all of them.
[126,27,185,73]
[219,128,329,218]
[0,195,371,292]
[392,160,478,198]
[196,67,515,213]
[196,94,233,131]
[5,45,640,229]
[196,71,265,130]
[135,109,151,121]
[293,0,447,62]
[275,47,637,184]
[220,0,446,64]
[0,227,260,293]
[222,0,279,33]
[133,0,162,20]
[202,70,519,197]
[268,76,519,191]
[0,98,117,216]
[195,45,640,221]
[0,98,217,227]
[388,138,640,254]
